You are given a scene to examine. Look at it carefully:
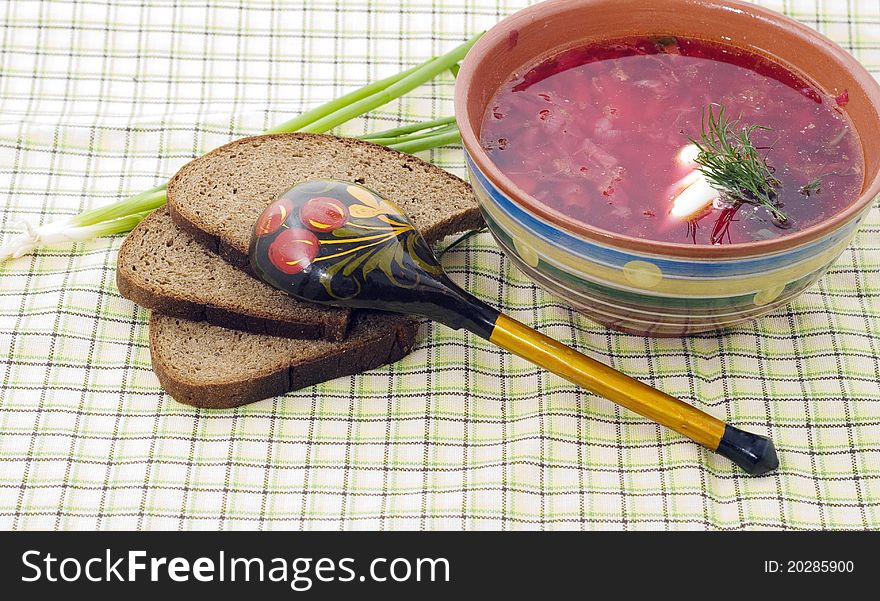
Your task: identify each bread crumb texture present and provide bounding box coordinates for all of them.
[167,134,480,258]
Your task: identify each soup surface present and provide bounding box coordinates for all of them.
[480,37,863,245]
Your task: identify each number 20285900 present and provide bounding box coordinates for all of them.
[764,560,854,573]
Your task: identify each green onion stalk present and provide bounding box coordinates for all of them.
[363,117,461,150]
[0,34,477,263]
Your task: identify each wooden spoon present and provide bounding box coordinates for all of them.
[249,179,778,475]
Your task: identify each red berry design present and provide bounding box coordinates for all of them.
[267,228,320,275]
[299,196,349,233]
[255,198,294,237]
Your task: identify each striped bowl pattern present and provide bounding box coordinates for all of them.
[465,153,872,337]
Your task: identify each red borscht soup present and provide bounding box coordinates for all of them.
[480,36,863,245]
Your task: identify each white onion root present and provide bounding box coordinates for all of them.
[1,218,97,262]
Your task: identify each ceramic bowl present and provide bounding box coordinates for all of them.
[455,0,880,336]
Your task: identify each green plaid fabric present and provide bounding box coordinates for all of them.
[1,0,878,530]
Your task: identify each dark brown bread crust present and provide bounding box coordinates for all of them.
[150,312,420,409]
[165,133,484,271]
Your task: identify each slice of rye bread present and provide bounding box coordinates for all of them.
[149,311,419,409]
[165,133,482,271]
[118,207,351,341]
[119,133,482,341]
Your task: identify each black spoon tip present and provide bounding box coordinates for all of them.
[716,425,779,476]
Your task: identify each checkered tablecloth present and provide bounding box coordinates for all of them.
[1,0,878,530]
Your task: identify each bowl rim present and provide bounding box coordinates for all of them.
[454,0,880,259]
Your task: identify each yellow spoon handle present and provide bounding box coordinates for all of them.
[489,314,777,475]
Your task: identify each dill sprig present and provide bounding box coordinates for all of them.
[689,104,788,225]
[799,176,822,197]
